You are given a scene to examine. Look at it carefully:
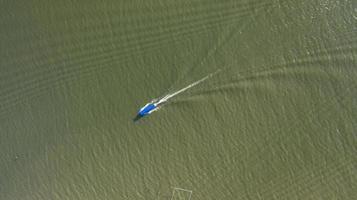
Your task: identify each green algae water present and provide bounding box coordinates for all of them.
[1,0,356,199]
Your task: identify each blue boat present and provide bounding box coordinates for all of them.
[138,103,157,116]
[134,99,164,122]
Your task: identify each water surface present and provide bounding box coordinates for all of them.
[0,0,356,199]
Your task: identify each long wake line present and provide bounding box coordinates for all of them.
[158,69,221,104]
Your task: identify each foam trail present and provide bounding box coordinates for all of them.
[157,69,221,104]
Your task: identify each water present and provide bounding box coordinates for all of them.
[0,0,356,199]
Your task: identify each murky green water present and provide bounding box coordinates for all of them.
[1,0,356,199]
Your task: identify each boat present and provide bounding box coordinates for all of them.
[138,102,158,116]
[134,98,165,121]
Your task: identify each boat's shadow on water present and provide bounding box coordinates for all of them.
[133,114,143,122]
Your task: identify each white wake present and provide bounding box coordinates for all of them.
[156,69,221,105]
